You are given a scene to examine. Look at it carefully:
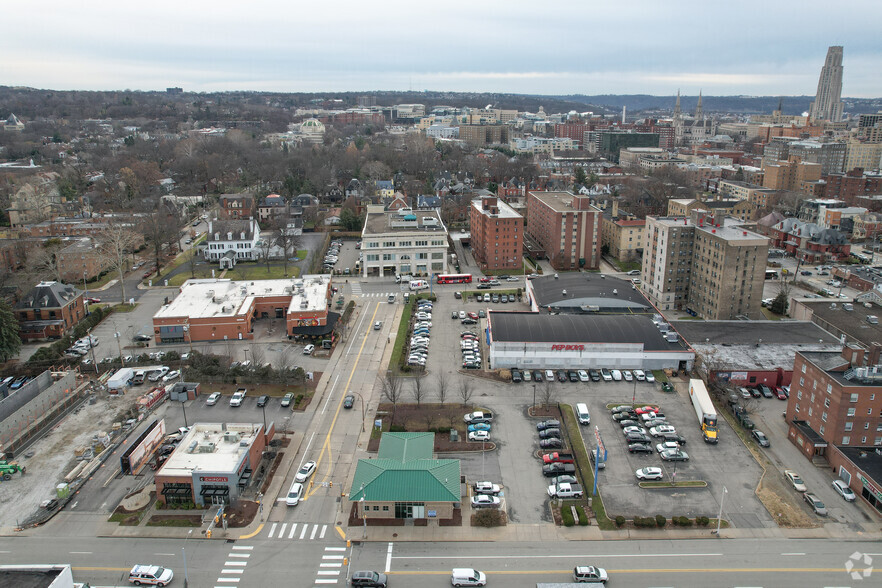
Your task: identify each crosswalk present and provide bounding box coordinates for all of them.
[349,282,362,295]
[314,546,346,585]
[357,292,399,298]
[214,544,252,587]
[266,521,329,541]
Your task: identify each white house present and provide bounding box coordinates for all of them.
[203,219,262,269]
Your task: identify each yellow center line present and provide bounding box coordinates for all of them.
[307,301,381,498]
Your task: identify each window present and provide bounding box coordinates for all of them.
[865,422,870,430]
[383,241,395,247]
[801,363,807,373]
[824,398,830,408]
[876,437,882,446]
[795,403,800,413]
[850,393,859,403]
[367,242,379,248]
[844,422,853,431]
[797,390,802,400]
[862,437,868,444]
[821,411,827,422]
[373,505,380,511]
[382,506,389,511]
[842,436,850,445]
[847,408,856,417]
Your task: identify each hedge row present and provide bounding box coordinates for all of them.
[615,515,710,528]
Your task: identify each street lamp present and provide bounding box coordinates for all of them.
[350,390,366,432]
[243,347,250,365]
[181,398,189,429]
[182,529,193,587]
[713,486,728,535]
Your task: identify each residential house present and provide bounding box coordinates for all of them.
[376,180,395,199]
[57,238,111,283]
[218,194,254,220]
[768,218,852,263]
[257,194,289,223]
[15,281,85,341]
[203,219,262,269]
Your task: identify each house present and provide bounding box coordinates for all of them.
[202,219,262,269]
[57,237,111,282]
[349,432,461,526]
[3,113,24,132]
[218,194,254,220]
[416,194,442,209]
[15,281,85,341]
[257,194,289,223]
[376,180,395,198]
[323,208,342,226]
[291,194,316,208]
[345,179,362,199]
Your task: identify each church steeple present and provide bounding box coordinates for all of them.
[694,90,703,119]
[674,89,681,120]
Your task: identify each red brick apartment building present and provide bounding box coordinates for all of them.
[469,197,524,271]
[786,345,882,514]
[525,191,602,270]
[15,281,85,341]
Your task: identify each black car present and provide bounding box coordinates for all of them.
[588,369,601,381]
[256,395,269,407]
[454,291,462,299]
[542,463,576,477]
[557,370,567,382]
[567,371,579,382]
[612,412,637,422]
[749,387,762,398]
[537,419,561,431]
[660,434,686,445]
[343,395,355,409]
[533,370,543,382]
[628,443,653,454]
[461,318,477,325]
[511,369,523,383]
[625,432,652,445]
[617,419,640,429]
[539,438,562,449]
[752,430,770,447]
[539,428,561,439]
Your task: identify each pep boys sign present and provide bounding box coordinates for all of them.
[551,344,585,351]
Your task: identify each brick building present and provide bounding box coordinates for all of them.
[822,169,882,204]
[56,237,110,282]
[768,218,852,263]
[15,281,85,341]
[457,124,510,147]
[600,202,644,262]
[218,194,254,220]
[469,196,523,271]
[525,191,602,270]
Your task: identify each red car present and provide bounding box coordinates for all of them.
[774,387,787,400]
[479,277,491,283]
[467,312,479,320]
[635,406,660,415]
[86,297,101,303]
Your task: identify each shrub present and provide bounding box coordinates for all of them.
[655,514,667,528]
[389,424,407,432]
[577,508,589,526]
[473,509,504,527]
[615,515,625,528]
[561,508,575,527]
[636,516,657,528]
[678,516,693,527]
[697,516,710,526]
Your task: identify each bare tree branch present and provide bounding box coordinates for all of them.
[435,371,448,405]
[458,377,474,407]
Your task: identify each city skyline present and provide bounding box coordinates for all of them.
[2,1,881,97]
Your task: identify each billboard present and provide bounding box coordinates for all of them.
[120,419,166,475]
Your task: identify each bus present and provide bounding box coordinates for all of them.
[435,273,472,284]
[765,269,779,280]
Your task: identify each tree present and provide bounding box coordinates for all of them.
[411,375,426,406]
[770,281,790,316]
[573,166,587,187]
[140,203,181,277]
[458,378,474,406]
[435,371,448,405]
[0,299,21,361]
[257,235,273,271]
[540,379,556,408]
[379,371,403,425]
[339,208,363,231]
[98,221,140,303]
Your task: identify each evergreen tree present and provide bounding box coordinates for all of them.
[0,300,21,361]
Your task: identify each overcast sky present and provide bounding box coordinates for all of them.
[3,1,880,97]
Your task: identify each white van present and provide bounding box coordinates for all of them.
[576,403,591,425]
[451,568,487,586]
[409,279,429,291]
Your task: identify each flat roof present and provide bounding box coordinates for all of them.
[363,208,447,235]
[528,191,596,213]
[471,198,522,219]
[489,311,690,352]
[836,446,882,485]
[158,423,262,477]
[529,273,652,312]
[0,566,67,588]
[800,300,882,347]
[154,276,329,320]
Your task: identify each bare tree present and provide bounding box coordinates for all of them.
[458,378,474,406]
[435,371,448,405]
[379,371,403,425]
[249,344,265,367]
[98,221,140,303]
[411,375,426,407]
[139,203,181,277]
[257,235,273,272]
[540,379,556,408]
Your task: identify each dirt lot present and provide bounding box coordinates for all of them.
[0,392,141,529]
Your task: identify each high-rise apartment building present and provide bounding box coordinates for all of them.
[458,124,511,147]
[809,46,845,122]
[469,196,524,272]
[642,211,769,319]
[526,191,602,270]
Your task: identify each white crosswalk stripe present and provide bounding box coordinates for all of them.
[266,522,331,540]
[350,282,362,295]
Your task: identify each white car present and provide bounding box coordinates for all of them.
[784,470,806,492]
[611,370,622,381]
[459,311,467,319]
[148,367,169,382]
[229,391,245,407]
[468,430,490,442]
[622,426,646,436]
[473,481,501,495]
[577,370,590,382]
[470,494,500,509]
[832,479,856,501]
[286,481,304,506]
[545,369,555,380]
[303,344,315,355]
[294,460,317,483]
[162,370,181,382]
[635,467,664,481]
[644,371,656,383]
[650,425,677,437]
[633,369,646,381]
[206,392,221,406]
[656,441,680,453]
[622,370,633,381]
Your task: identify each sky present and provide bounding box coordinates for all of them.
[2,0,880,97]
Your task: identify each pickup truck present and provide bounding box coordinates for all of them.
[547,482,584,498]
[542,462,576,477]
[229,388,247,407]
[464,411,494,424]
[541,452,575,465]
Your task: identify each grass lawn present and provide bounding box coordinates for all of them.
[561,404,613,530]
[228,264,301,281]
[85,271,121,290]
[112,303,138,313]
[296,249,308,258]
[611,259,641,272]
[389,297,414,371]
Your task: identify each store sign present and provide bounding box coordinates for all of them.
[860,474,882,501]
[199,476,229,483]
[551,344,585,351]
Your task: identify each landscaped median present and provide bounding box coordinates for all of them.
[559,404,613,530]
[638,480,707,489]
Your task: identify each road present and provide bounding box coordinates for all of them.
[0,535,876,587]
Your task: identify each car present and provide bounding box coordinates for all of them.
[467,423,491,432]
[473,481,501,495]
[577,370,590,382]
[803,492,827,516]
[784,470,807,492]
[660,449,689,461]
[350,570,388,587]
[643,418,668,429]
[645,371,656,383]
[749,387,762,398]
[479,277,491,283]
[148,367,169,382]
[617,419,641,429]
[622,426,646,436]
[635,467,664,481]
[758,384,774,398]
[471,494,501,509]
[477,283,491,289]
[86,297,102,303]
[532,370,543,382]
[162,370,181,383]
[229,391,245,406]
[588,369,601,381]
[506,276,519,282]
[499,294,507,303]
[542,462,576,477]
[600,369,612,382]
[612,412,636,422]
[491,294,499,302]
[511,369,523,383]
[634,406,660,415]
[650,425,676,437]
[622,370,633,382]
[453,291,462,299]
[206,392,221,406]
[303,344,315,355]
[610,369,622,381]
[451,311,460,319]
[286,481,304,506]
[478,310,486,318]
[610,405,634,414]
[523,370,532,382]
[752,430,770,447]
[656,441,680,453]
[628,443,653,454]
[461,318,477,325]
[537,419,561,431]
[538,369,552,381]
[739,387,752,399]
[775,387,787,400]
[573,565,608,584]
[625,432,652,445]
[489,280,501,286]
[468,430,490,442]
[128,564,174,586]
[458,311,467,320]
[660,434,687,445]
[801,270,812,276]
[255,394,269,408]
[539,428,561,439]
[461,331,478,338]
[632,369,645,381]
[539,438,562,449]
[568,371,579,382]
[832,479,856,502]
[557,370,567,382]
[551,474,578,486]
[373,321,383,330]
[294,461,317,483]
[280,392,295,407]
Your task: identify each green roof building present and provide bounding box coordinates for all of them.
[350,432,462,523]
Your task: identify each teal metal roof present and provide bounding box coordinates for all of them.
[377,432,434,461]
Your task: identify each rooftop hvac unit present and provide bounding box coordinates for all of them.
[657,323,670,332]
[187,441,199,453]
[224,432,241,443]
[198,442,216,453]
[207,290,215,298]
[665,332,679,343]
[300,301,308,309]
